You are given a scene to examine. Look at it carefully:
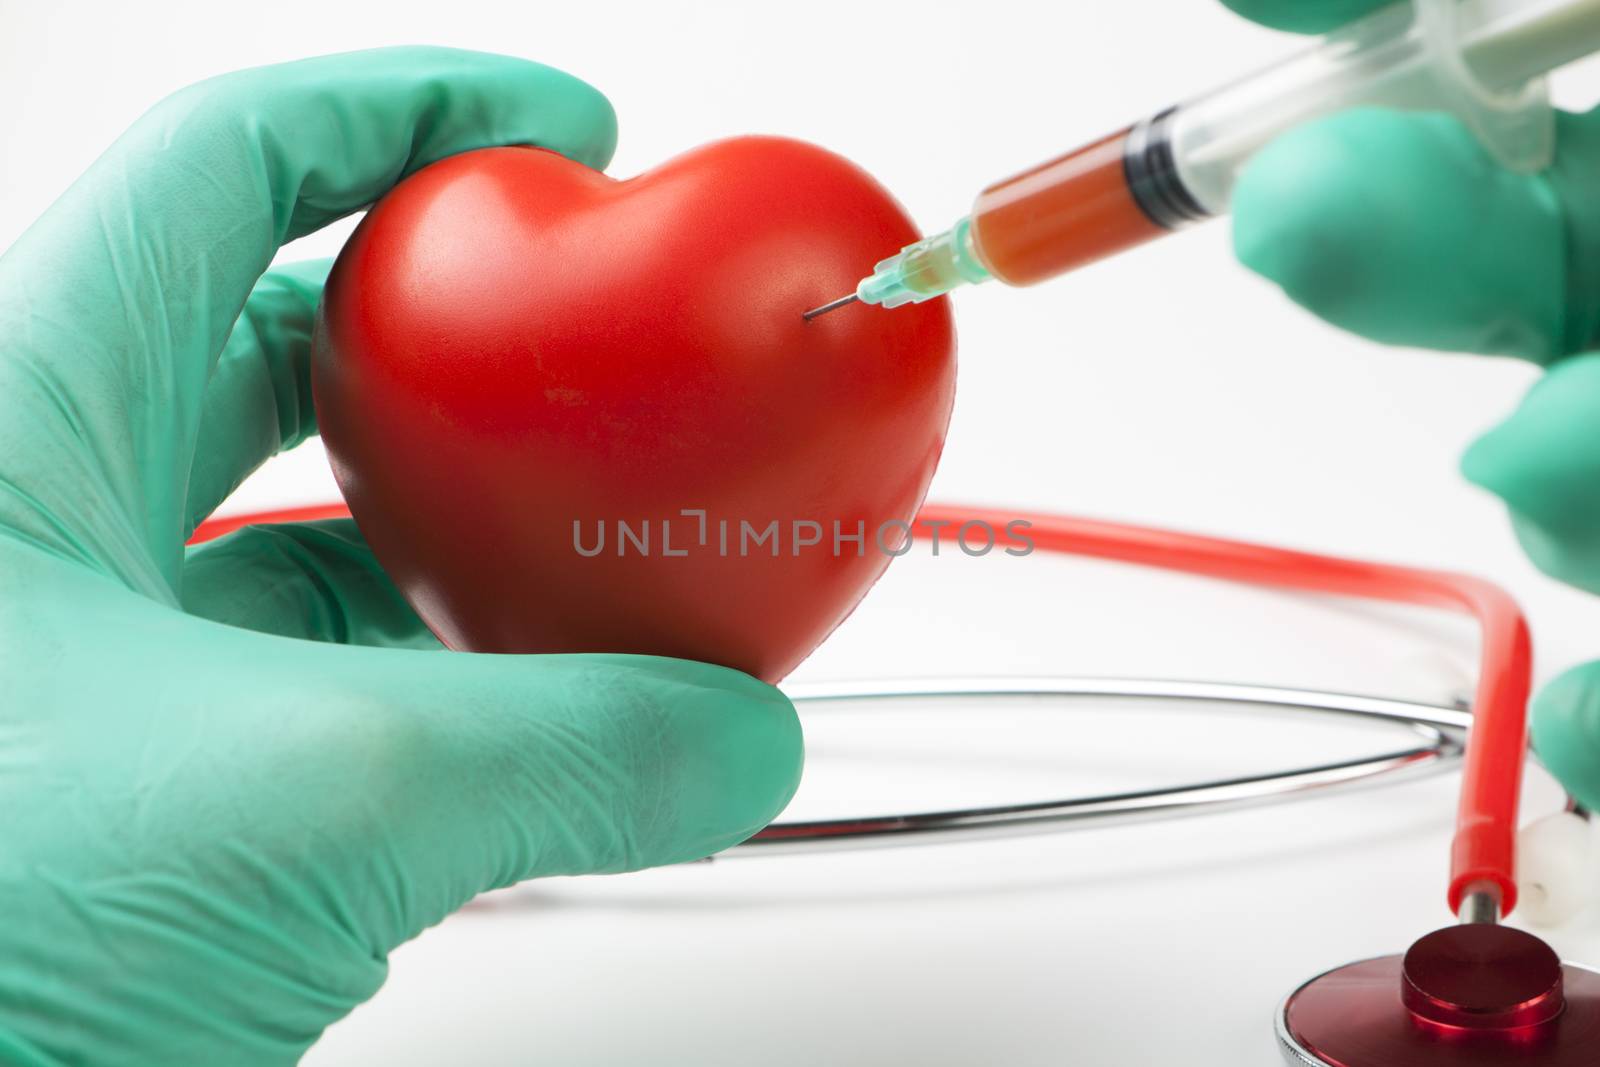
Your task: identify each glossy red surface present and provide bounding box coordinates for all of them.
[1282,942,1600,1066]
[312,139,956,683]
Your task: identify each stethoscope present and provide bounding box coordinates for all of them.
[194,502,1600,1064]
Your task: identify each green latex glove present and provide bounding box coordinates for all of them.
[1222,0,1600,810]
[0,48,802,1066]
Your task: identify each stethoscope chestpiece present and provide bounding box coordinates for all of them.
[1400,924,1564,1032]
[1278,925,1600,1066]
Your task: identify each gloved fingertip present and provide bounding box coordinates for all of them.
[460,50,618,172]
[559,73,619,172]
[633,658,804,863]
[1459,419,1525,505]
[1531,663,1600,813]
[1233,116,1370,312]
[1462,432,1600,594]
[1461,355,1600,574]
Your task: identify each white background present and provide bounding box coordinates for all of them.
[5,1,1600,1063]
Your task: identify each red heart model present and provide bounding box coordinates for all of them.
[313,137,956,682]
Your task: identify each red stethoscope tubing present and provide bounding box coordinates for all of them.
[191,501,1532,915]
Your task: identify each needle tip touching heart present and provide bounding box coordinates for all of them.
[802,293,858,321]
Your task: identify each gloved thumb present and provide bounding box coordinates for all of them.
[1530,660,1600,813]
[1461,353,1600,595]
[1232,108,1567,361]
[237,634,803,950]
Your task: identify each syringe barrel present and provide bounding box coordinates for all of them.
[969,128,1171,285]
[964,0,1600,289]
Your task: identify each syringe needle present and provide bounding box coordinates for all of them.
[802,293,859,321]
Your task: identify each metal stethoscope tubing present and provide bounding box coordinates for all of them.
[728,676,1471,856]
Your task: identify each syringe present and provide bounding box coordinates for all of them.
[804,0,1600,320]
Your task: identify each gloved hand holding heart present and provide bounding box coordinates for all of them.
[313,137,956,682]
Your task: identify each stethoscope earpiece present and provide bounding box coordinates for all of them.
[1515,809,1595,929]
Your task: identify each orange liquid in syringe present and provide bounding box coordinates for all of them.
[970,127,1166,286]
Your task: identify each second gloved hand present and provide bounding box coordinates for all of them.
[1221,0,1600,811]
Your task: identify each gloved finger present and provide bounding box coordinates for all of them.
[185,260,329,533]
[181,519,440,649]
[1461,353,1600,593]
[1233,107,1582,363]
[1218,0,1390,34]
[1530,659,1600,813]
[0,48,617,598]
[250,642,804,947]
